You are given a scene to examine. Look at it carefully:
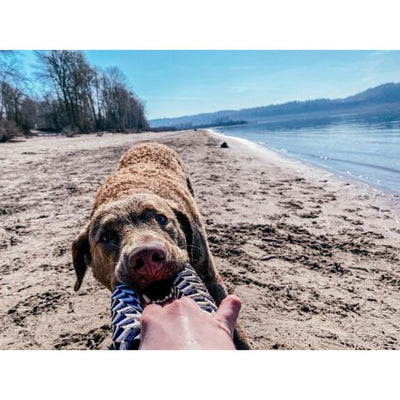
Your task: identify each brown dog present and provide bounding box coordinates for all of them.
[72,142,250,349]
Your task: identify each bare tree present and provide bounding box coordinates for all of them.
[0,50,149,140]
[35,51,148,133]
[0,51,25,121]
[0,51,28,140]
[100,66,148,132]
[36,50,90,132]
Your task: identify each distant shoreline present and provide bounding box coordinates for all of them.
[207,128,400,207]
[150,82,400,129]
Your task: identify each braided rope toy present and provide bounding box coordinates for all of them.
[111,263,217,350]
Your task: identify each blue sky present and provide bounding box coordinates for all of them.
[21,50,400,120]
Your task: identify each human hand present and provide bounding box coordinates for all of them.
[139,295,241,350]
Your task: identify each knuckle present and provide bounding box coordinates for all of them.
[171,298,184,307]
[169,298,186,311]
[141,305,159,325]
[181,297,196,307]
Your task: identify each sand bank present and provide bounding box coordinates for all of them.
[0,129,399,349]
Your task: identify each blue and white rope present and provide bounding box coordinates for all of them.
[111,263,217,350]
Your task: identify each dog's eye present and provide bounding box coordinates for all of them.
[155,214,168,225]
[99,231,116,243]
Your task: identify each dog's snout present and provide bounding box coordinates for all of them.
[130,247,166,269]
[129,246,167,278]
[116,237,187,289]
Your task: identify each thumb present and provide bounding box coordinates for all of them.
[214,295,242,337]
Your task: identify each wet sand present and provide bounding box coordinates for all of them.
[1,129,400,349]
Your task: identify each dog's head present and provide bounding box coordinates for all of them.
[72,193,194,305]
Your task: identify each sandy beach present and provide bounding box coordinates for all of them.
[1,129,400,349]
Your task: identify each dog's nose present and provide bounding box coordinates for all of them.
[129,246,167,278]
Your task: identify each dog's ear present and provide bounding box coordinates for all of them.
[173,209,193,254]
[173,207,209,269]
[172,207,214,279]
[71,225,91,291]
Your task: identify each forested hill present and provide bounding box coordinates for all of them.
[150,82,400,128]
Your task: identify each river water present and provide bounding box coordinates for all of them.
[214,116,400,194]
